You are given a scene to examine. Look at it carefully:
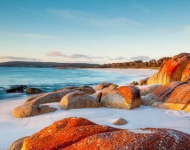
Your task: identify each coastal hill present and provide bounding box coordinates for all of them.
[0,56,171,68]
[0,61,98,68]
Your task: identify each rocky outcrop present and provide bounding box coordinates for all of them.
[142,81,190,112]
[59,92,100,110]
[147,53,190,84]
[13,117,190,150]
[26,88,43,94]
[112,118,127,125]
[6,85,27,93]
[11,105,57,118]
[95,82,118,91]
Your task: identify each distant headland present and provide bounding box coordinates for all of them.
[0,56,171,69]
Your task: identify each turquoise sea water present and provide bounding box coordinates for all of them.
[0,67,141,100]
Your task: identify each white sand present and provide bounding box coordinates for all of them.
[87,68,157,77]
[0,68,190,149]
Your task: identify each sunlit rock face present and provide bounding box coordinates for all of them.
[142,81,190,112]
[147,53,190,85]
[9,117,190,150]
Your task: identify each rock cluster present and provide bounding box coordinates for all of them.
[142,81,190,112]
[9,117,190,150]
[10,53,190,118]
[5,85,43,94]
[11,83,141,118]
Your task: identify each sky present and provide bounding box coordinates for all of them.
[0,0,190,64]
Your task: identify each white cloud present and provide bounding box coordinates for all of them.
[0,56,40,61]
[130,56,150,61]
[47,8,141,27]
[110,57,128,61]
[46,51,103,59]
[0,31,53,39]
[46,51,63,57]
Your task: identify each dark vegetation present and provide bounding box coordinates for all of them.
[0,57,171,69]
[0,61,98,68]
[98,57,171,68]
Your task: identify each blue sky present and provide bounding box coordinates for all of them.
[0,0,190,63]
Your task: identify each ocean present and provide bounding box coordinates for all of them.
[0,67,143,100]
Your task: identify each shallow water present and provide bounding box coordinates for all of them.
[0,67,143,100]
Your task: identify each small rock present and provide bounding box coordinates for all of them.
[113,118,127,125]
[129,81,139,86]
[95,82,118,91]
[6,85,27,93]
[26,88,43,94]
[139,77,149,85]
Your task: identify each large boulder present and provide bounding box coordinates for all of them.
[147,53,190,84]
[26,88,43,94]
[13,117,190,150]
[11,104,57,118]
[59,92,100,110]
[11,89,73,118]
[99,89,125,109]
[117,86,141,109]
[6,85,27,93]
[24,89,74,105]
[142,81,190,112]
[100,86,141,109]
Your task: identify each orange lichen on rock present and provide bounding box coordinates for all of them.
[64,128,190,150]
[142,81,190,112]
[21,117,120,150]
[117,86,140,104]
[182,61,190,81]
[19,117,190,150]
[147,53,190,84]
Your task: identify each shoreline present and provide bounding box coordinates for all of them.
[85,68,157,76]
[0,68,189,149]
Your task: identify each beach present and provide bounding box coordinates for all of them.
[0,68,190,149]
